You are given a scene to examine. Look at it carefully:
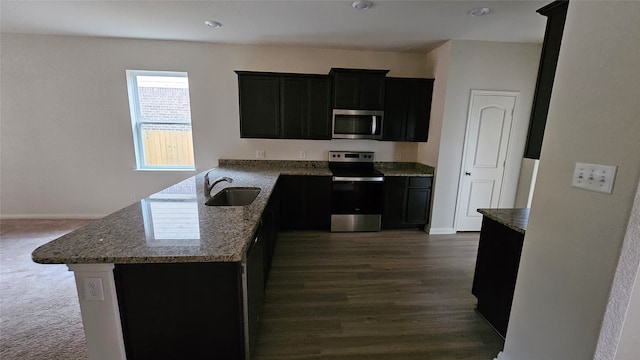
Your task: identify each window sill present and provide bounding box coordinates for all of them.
[134,168,197,172]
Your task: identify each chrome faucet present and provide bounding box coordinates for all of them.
[204,172,233,197]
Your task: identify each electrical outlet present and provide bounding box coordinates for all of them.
[572,162,617,194]
[256,150,265,159]
[395,151,402,161]
[83,277,105,301]
[299,150,307,159]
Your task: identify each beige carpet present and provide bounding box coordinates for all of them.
[1,219,92,359]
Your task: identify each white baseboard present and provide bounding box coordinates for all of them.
[494,351,510,360]
[429,227,456,235]
[0,214,104,220]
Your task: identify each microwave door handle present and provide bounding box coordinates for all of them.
[371,116,377,135]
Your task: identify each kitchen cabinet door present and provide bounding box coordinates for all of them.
[382,176,407,229]
[358,72,387,110]
[237,72,280,138]
[244,229,265,358]
[281,75,332,139]
[304,176,332,230]
[279,175,331,230]
[330,68,388,110]
[262,183,280,284]
[406,188,432,224]
[382,78,434,142]
[306,77,332,139]
[279,176,307,230]
[405,79,433,142]
[281,76,307,139]
[382,176,432,229]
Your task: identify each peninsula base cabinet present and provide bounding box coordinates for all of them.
[114,262,245,359]
[382,176,432,229]
[471,216,524,338]
[114,204,279,359]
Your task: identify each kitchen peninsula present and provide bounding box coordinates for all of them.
[31,160,434,360]
[472,208,530,338]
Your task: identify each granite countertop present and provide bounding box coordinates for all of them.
[477,208,530,234]
[32,160,434,265]
[218,159,435,177]
[374,162,435,177]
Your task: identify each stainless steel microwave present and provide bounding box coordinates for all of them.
[332,109,384,140]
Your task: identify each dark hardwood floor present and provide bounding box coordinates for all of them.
[254,230,503,360]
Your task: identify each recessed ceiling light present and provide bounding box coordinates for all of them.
[204,20,222,29]
[467,7,491,17]
[352,0,373,11]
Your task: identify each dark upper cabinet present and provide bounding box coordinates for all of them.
[238,69,435,142]
[280,76,306,139]
[382,176,433,229]
[237,71,331,140]
[238,72,281,138]
[281,75,331,139]
[524,0,569,159]
[382,77,434,142]
[307,78,333,139]
[330,68,388,110]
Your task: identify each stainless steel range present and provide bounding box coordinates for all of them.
[328,151,384,232]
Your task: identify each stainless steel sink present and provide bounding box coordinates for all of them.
[205,187,261,206]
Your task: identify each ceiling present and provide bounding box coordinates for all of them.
[0,0,549,52]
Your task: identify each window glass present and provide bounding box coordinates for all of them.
[126,70,195,170]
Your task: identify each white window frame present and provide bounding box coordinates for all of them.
[125,70,196,171]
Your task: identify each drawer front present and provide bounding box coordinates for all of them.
[408,177,432,188]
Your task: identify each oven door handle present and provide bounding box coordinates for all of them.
[333,176,384,182]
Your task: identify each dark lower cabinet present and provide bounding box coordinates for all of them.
[383,78,434,142]
[472,216,524,338]
[114,193,280,360]
[382,176,432,229]
[262,183,280,283]
[114,262,244,359]
[244,229,265,358]
[279,175,332,231]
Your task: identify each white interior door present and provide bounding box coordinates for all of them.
[455,90,518,231]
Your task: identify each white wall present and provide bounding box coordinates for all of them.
[614,262,640,360]
[424,40,542,234]
[514,158,539,208]
[502,2,640,359]
[0,34,431,217]
[417,42,450,169]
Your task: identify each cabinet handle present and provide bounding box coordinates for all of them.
[465,172,471,176]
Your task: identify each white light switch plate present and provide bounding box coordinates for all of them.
[572,162,617,194]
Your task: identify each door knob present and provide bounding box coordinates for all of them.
[465,172,471,176]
